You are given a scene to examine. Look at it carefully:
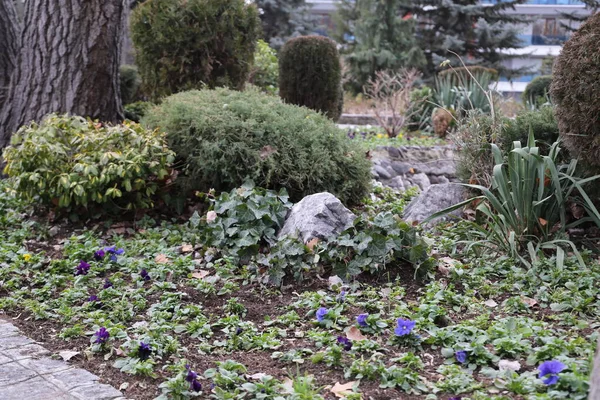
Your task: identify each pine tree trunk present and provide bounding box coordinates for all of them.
[0,0,126,150]
[0,0,20,112]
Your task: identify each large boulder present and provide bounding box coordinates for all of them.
[278,193,356,243]
[403,183,465,225]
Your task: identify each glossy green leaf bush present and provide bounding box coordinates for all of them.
[130,0,260,100]
[143,88,371,205]
[2,114,175,212]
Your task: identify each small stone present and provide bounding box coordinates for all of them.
[403,183,465,226]
[373,165,392,180]
[48,226,60,237]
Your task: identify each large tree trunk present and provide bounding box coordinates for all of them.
[0,0,20,112]
[0,0,125,150]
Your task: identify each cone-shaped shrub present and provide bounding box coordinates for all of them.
[130,0,260,101]
[279,36,343,121]
[551,13,600,167]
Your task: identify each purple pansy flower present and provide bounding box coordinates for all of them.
[93,249,105,261]
[455,350,467,364]
[337,336,353,351]
[394,318,416,337]
[103,278,113,289]
[316,307,328,322]
[88,295,99,302]
[138,342,152,360]
[75,260,91,276]
[449,397,462,400]
[185,365,198,382]
[105,246,125,262]
[190,379,202,392]
[93,327,109,344]
[539,360,566,385]
[356,313,368,327]
[140,269,151,281]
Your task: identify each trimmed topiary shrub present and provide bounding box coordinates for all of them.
[2,114,174,212]
[142,88,371,205]
[119,65,142,105]
[500,106,559,154]
[522,75,552,105]
[551,12,600,167]
[130,0,260,100]
[279,36,343,121]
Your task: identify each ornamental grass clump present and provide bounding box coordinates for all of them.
[428,133,600,267]
[2,114,174,213]
[142,88,371,205]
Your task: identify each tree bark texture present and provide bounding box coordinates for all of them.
[0,0,20,111]
[0,0,126,150]
[590,336,600,400]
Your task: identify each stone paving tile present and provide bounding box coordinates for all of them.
[0,318,124,400]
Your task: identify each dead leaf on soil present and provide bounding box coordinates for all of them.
[306,238,319,252]
[155,254,170,264]
[115,348,126,357]
[499,360,521,371]
[484,299,498,308]
[521,296,538,307]
[246,373,268,380]
[330,381,358,398]
[58,350,80,361]
[281,378,294,394]
[181,244,194,253]
[328,275,343,289]
[259,145,277,159]
[191,270,210,279]
[380,288,392,298]
[346,326,367,341]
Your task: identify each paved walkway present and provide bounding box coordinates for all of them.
[0,318,125,400]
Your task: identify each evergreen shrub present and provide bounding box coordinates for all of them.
[2,114,174,212]
[438,66,500,84]
[279,36,343,121]
[248,40,279,95]
[130,0,260,100]
[551,12,600,167]
[522,75,552,105]
[119,65,142,105]
[500,106,559,153]
[142,88,371,205]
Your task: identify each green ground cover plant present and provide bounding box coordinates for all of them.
[0,178,597,399]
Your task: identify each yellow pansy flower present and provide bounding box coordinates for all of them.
[23,254,32,262]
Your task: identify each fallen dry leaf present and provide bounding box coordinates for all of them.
[58,350,80,361]
[521,296,538,307]
[499,360,521,371]
[181,244,194,253]
[306,237,319,252]
[155,254,170,264]
[115,348,126,357]
[346,326,367,341]
[409,168,415,174]
[281,378,294,394]
[206,211,217,223]
[484,299,498,308]
[191,270,210,279]
[259,145,277,159]
[330,381,357,398]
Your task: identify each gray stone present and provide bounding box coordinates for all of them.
[403,183,466,226]
[391,162,411,175]
[429,175,450,185]
[3,343,50,360]
[69,383,123,400]
[373,165,392,180]
[387,146,401,158]
[0,361,37,386]
[48,368,98,391]
[278,193,356,243]
[0,335,34,351]
[0,377,73,400]
[388,176,406,190]
[407,173,431,191]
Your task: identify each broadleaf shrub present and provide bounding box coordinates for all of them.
[248,40,279,95]
[279,36,343,121]
[522,75,552,105]
[2,114,174,212]
[142,88,371,205]
[130,0,260,100]
[551,12,600,167]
